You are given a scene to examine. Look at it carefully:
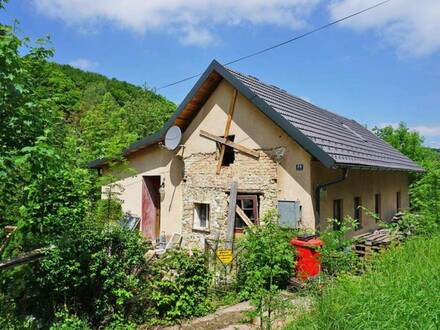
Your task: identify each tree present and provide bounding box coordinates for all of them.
[373,122,440,227]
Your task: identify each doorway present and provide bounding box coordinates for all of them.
[141,176,161,242]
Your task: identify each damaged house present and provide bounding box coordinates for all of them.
[89,60,423,248]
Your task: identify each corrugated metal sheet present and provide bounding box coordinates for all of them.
[227,68,423,172]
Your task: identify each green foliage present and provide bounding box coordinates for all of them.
[0,8,179,328]
[146,249,213,325]
[50,311,91,330]
[236,210,295,299]
[374,122,440,230]
[286,234,440,329]
[319,217,361,276]
[236,210,295,329]
[1,223,152,328]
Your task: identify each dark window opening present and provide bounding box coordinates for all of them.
[375,193,381,219]
[220,135,235,166]
[354,197,362,229]
[235,194,259,232]
[396,191,401,212]
[333,199,343,231]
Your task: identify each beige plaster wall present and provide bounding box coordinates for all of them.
[311,161,409,233]
[102,145,184,236]
[181,80,315,231]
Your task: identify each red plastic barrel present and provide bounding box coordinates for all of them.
[291,237,323,281]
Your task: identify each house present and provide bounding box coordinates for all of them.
[89,60,423,248]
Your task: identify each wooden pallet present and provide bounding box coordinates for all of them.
[352,229,400,256]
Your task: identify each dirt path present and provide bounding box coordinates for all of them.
[153,294,311,330]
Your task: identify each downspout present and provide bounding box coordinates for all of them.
[314,168,349,233]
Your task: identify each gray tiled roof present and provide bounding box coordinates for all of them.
[227,68,423,172]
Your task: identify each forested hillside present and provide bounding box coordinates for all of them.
[37,62,176,162]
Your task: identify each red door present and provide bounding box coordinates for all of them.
[141,176,161,241]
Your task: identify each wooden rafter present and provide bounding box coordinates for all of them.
[199,130,259,158]
[216,89,238,174]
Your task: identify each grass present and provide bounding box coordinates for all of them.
[285,235,440,329]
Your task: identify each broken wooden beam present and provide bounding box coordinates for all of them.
[200,130,260,159]
[0,245,55,270]
[217,89,238,174]
[235,205,255,232]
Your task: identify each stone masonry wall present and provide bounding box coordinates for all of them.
[181,149,279,249]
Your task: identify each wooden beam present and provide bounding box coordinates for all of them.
[236,205,255,231]
[0,245,55,270]
[217,89,238,174]
[200,130,259,158]
[225,180,238,249]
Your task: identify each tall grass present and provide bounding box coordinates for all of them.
[286,235,440,329]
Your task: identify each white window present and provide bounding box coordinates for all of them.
[193,203,210,230]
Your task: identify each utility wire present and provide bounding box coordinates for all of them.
[156,0,392,91]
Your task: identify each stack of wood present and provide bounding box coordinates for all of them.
[352,229,401,257]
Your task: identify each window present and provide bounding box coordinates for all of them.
[193,203,209,230]
[354,197,362,229]
[333,199,343,230]
[220,135,235,166]
[235,195,259,231]
[374,193,381,219]
[396,191,401,212]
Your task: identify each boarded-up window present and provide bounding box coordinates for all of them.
[375,193,381,219]
[354,197,362,229]
[396,191,401,212]
[333,199,343,230]
[235,195,258,231]
[193,203,209,230]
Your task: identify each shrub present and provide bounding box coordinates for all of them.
[236,210,296,329]
[236,210,295,299]
[0,222,152,328]
[286,234,440,329]
[319,217,361,276]
[145,249,212,325]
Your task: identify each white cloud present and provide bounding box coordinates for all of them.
[328,0,440,57]
[33,0,320,46]
[411,125,440,137]
[69,58,98,70]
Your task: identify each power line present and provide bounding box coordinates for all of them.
[156,0,392,91]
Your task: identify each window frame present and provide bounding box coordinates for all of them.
[396,191,401,212]
[235,194,259,232]
[374,193,382,219]
[192,202,210,232]
[333,199,343,231]
[354,196,362,230]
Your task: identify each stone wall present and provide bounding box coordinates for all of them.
[181,149,279,249]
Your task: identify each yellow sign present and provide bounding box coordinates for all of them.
[216,249,233,265]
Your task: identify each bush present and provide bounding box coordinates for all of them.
[235,210,296,329]
[319,217,361,276]
[236,210,295,299]
[146,249,212,325]
[286,234,440,329]
[0,222,152,328]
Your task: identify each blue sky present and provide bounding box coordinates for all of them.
[2,0,440,147]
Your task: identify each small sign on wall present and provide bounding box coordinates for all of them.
[296,164,304,171]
